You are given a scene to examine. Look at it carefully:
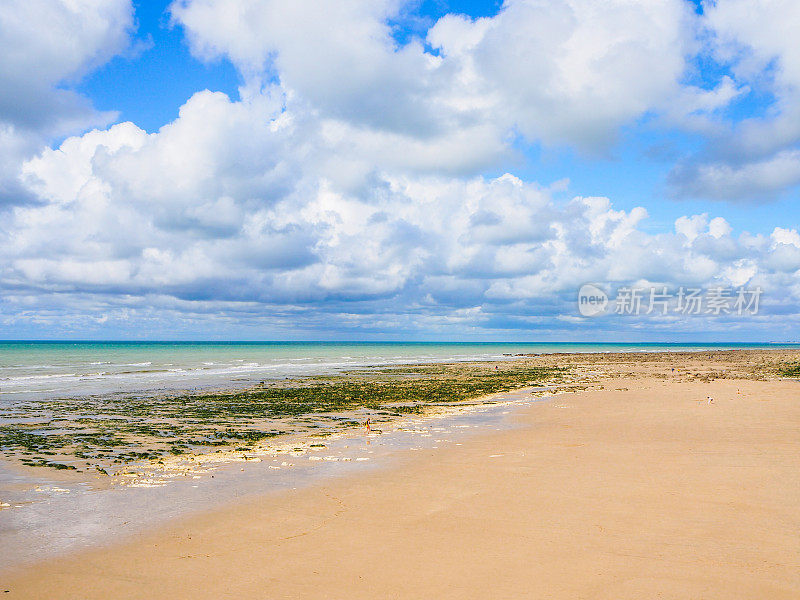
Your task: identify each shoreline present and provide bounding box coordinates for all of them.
[3,349,800,597]
[0,359,573,482]
[0,385,564,570]
[4,342,797,405]
[3,346,797,485]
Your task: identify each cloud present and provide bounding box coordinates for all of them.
[3,87,800,337]
[705,0,800,91]
[171,0,698,156]
[0,0,133,135]
[441,0,695,151]
[669,149,800,201]
[669,0,800,201]
[171,0,448,135]
[0,0,134,207]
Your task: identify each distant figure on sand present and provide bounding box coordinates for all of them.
[365,418,371,432]
[707,396,714,404]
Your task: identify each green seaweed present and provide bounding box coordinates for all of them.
[0,360,566,473]
[777,363,800,377]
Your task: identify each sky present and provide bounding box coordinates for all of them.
[1,0,800,341]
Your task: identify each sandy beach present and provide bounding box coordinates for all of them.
[3,353,799,599]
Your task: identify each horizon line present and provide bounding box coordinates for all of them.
[0,340,796,345]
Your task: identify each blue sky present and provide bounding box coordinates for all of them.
[78,1,241,133]
[76,0,798,234]
[1,0,799,340]
[85,0,798,237]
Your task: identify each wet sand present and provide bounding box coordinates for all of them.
[3,364,799,599]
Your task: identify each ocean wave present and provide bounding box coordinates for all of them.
[1,373,78,382]
[0,347,532,402]
[1,364,68,370]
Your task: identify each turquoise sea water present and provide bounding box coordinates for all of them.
[1,341,796,403]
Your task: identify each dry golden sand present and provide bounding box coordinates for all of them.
[3,359,800,598]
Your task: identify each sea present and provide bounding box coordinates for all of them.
[0,341,796,404]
